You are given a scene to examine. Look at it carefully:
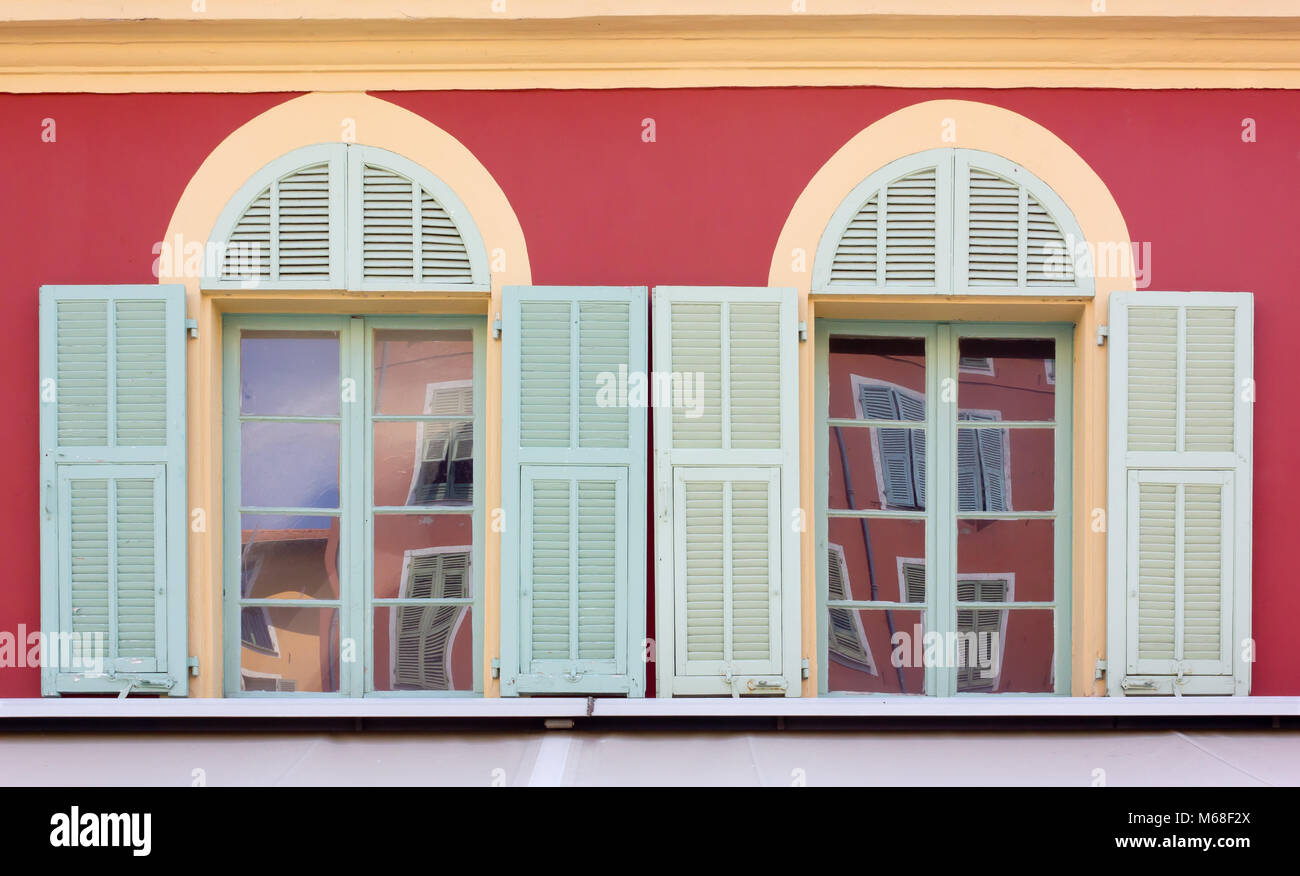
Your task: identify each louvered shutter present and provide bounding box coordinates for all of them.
[212,144,345,288]
[1107,292,1253,696]
[653,287,800,696]
[500,287,648,695]
[819,150,953,292]
[954,149,1086,293]
[347,145,485,290]
[39,285,188,696]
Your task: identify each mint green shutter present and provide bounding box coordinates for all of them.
[39,285,188,696]
[1107,292,1252,696]
[653,287,800,697]
[500,287,647,695]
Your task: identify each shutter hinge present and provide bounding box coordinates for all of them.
[801,658,810,680]
[490,657,500,679]
[1094,658,1106,680]
[188,656,200,677]
[491,312,502,339]
[797,321,808,342]
[184,318,199,339]
[1096,324,1109,346]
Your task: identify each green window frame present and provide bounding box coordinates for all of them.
[221,313,485,697]
[815,320,1073,696]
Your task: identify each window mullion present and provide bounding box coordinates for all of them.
[932,324,957,698]
[348,317,369,698]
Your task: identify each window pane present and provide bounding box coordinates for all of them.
[372,330,474,416]
[956,518,1054,602]
[826,609,925,694]
[374,420,474,507]
[372,606,473,691]
[955,426,1053,512]
[240,606,340,693]
[828,336,926,420]
[954,608,1053,693]
[240,514,339,600]
[373,514,473,599]
[240,331,339,416]
[957,337,1056,422]
[828,425,925,511]
[241,421,339,508]
[828,517,926,603]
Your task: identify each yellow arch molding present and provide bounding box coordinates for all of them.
[162,92,530,697]
[771,99,1134,697]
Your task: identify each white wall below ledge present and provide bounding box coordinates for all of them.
[1,696,1298,720]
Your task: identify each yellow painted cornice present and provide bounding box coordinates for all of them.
[2,3,1299,91]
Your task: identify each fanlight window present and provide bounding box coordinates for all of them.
[814,148,1093,296]
[204,143,488,290]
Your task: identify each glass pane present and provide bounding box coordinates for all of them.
[374,421,474,507]
[240,330,339,416]
[373,514,473,599]
[239,606,340,693]
[955,426,1053,512]
[954,608,1053,693]
[241,421,339,509]
[828,336,926,420]
[957,518,1054,602]
[372,330,474,416]
[828,517,926,603]
[828,425,925,512]
[372,606,474,692]
[957,337,1056,422]
[826,609,925,694]
[240,514,339,600]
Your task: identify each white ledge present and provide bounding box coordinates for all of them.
[1,696,1297,719]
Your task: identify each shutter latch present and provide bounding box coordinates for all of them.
[1096,324,1109,346]
[184,318,199,340]
[188,656,200,677]
[563,669,583,683]
[1094,659,1106,680]
[492,312,502,339]
[797,321,808,343]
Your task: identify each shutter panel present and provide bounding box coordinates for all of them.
[347,145,485,290]
[654,286,800,697]
[39,285,188,696]
[823,152,952,291]
[215,145,345,287]
[500,287,647,696]
[1108,292,1252,695]
[953,149,1086,293]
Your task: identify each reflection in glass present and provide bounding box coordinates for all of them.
[957,338,1055,421]
[954,608,1053,693]
[241,421,340,509]
[825,609,924,694]
[373,606,473,691]
[956,423,1008,512]
[374,421,474,507]
[373,515,473,599]
[372,330,474,416]
[240,331,340,417]
[240,514,339,600]
[829,426,925,512]
[957,518,1054,602]
[828,336,926,420]
[240,606,340,693]
[827,517,926,603]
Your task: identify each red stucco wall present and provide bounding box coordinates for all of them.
[2,87,1296,696]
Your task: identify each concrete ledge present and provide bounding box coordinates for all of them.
[1,696,1297,719]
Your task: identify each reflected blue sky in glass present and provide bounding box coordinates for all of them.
[241,332,339,417]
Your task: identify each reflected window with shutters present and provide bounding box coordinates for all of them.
[818,322,1071,696]
[223,315,484,697]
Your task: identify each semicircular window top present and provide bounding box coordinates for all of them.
[814,148,1093,296]
[204,143,489,291]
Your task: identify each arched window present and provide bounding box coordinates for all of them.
[813,148,1093,296]
[203,143,489,291]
